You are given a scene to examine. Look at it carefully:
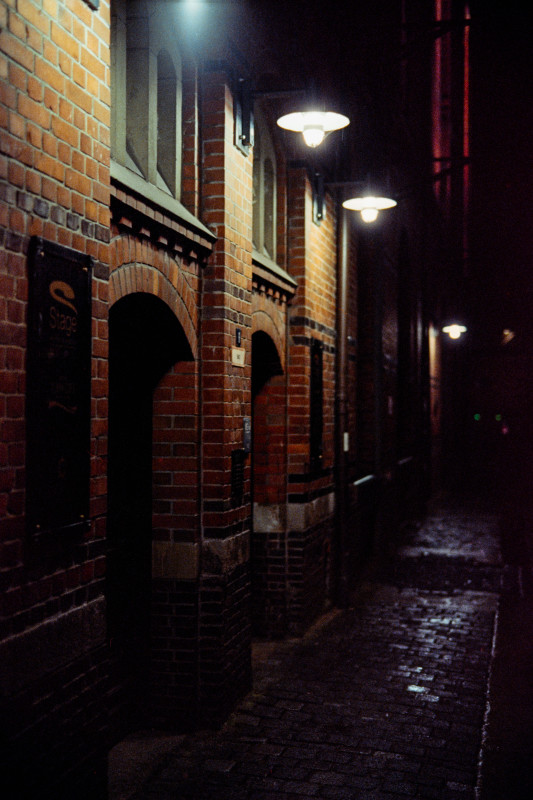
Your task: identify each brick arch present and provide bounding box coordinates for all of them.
[109,262,198,360]
[252,308,285,370]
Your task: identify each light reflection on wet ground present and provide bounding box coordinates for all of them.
[110,496,524,800]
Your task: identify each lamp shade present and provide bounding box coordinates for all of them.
[342,194,397,223]
[276,110,350,148]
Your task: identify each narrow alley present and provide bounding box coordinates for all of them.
[110,499,533,799]
[4,4,533,798]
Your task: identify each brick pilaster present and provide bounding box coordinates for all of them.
[198,68,253,718]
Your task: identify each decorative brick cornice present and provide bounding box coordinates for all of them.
[252,267,296,306]
[252,275,291,305]
[252,251,297,306]
[110,185,215,260]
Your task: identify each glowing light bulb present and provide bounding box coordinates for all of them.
[302,124,325,148]
[360,206,379,223]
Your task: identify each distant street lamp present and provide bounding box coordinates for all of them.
[442,323,467,340]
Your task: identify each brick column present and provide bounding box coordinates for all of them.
[198,69,253,721]
[285,166,338,634]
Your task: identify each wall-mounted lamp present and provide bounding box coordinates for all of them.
[442,323,467,340]
[342,193,397,223]
[276,110,350,148]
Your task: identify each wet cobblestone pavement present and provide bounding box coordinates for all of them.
[110,500,533,799]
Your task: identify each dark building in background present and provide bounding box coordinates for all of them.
[1,1,472,795]
[465,1,533,531]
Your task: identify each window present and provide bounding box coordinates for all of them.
[252,107,277,261]
[111,0,182,200]
[157,49,178,195]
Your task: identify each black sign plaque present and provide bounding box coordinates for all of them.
[26,237,92,536]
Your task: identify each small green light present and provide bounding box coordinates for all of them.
[474,413,481,421]
[495,414,502,422]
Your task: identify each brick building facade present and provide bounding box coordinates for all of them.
[1,1,468,796]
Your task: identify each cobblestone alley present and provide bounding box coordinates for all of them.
[109,499,533,799]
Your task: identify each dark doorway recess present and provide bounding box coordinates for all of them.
[252,330,283,400]
[107,292,192,728]
[251,330,285,637]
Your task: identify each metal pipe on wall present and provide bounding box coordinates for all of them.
[335,203,350,607]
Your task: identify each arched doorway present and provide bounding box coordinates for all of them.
[251,330,285,637]
[107,292,193,727]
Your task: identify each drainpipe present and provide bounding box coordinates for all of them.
[335,203,350,607]
[196,56,206,727]
[373,230,384,558]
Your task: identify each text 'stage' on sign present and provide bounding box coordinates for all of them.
[26,238,92,537]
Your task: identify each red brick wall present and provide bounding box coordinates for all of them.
[153,360,200,541]
[253,374,286,505]
[1,0,111,546]
[151,359,201,728]
[285,169,338,632]
[0,0,111,794]
[286,169,308,486]
[286,173,337,481]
